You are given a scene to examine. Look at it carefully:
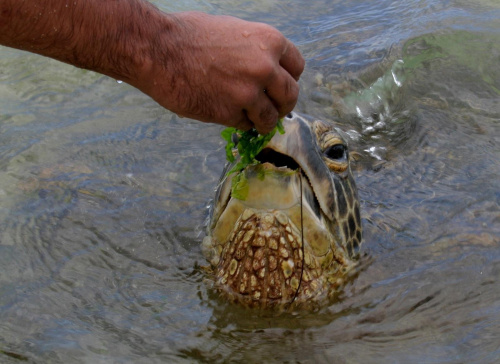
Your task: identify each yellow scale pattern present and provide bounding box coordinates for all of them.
[215,210,334,308]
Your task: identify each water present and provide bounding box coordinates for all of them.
[0,0,499,362]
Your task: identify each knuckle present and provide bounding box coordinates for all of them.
[236,118,253,131]
[276,79,299,116]
[285,78,299,99]
[298,55,306,73]
[218,107,235,126]
[254,59,276,79]
[236,86,260,107]
[259,105,279,126]
[257,23,281,37]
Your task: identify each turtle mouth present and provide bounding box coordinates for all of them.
[255,148,322,221]
[255,148,301,171]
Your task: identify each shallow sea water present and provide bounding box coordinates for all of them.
[0,0,499,363]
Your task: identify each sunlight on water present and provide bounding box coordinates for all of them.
[0,0,499,363]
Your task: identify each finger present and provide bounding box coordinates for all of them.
[279,39,305,81]
[245,93,279,135]
[214,103,254,131]
[231,112,254,131]
[264,69,300,117]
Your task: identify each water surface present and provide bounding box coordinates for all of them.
[0,0,499,363]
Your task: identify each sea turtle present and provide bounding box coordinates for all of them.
[202,112,362,309]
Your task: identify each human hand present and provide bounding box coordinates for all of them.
[0,1,304,134]
[135,12,305,134]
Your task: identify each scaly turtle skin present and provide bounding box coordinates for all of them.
[202,112,362,309]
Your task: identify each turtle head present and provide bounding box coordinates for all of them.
[203,112,362,308]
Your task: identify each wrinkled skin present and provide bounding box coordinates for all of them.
[203,112,362,309]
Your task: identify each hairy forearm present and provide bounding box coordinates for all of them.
[1,0,304,133]
[0,0,171,84]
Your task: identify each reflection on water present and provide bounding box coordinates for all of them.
[1,0,499,363]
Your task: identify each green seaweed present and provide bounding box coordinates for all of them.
[221,119,285,200]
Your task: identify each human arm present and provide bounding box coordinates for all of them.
[0,0,304,133]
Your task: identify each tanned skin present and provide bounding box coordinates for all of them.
[0,0,305,134]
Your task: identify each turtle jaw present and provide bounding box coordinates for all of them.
[212,208,307,307]
[204,205,348,309]
[202,163,349,308]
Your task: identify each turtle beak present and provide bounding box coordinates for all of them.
[261,114,338,222]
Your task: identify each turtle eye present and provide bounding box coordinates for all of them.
[317,129,349,173]
[325,144,347,161]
